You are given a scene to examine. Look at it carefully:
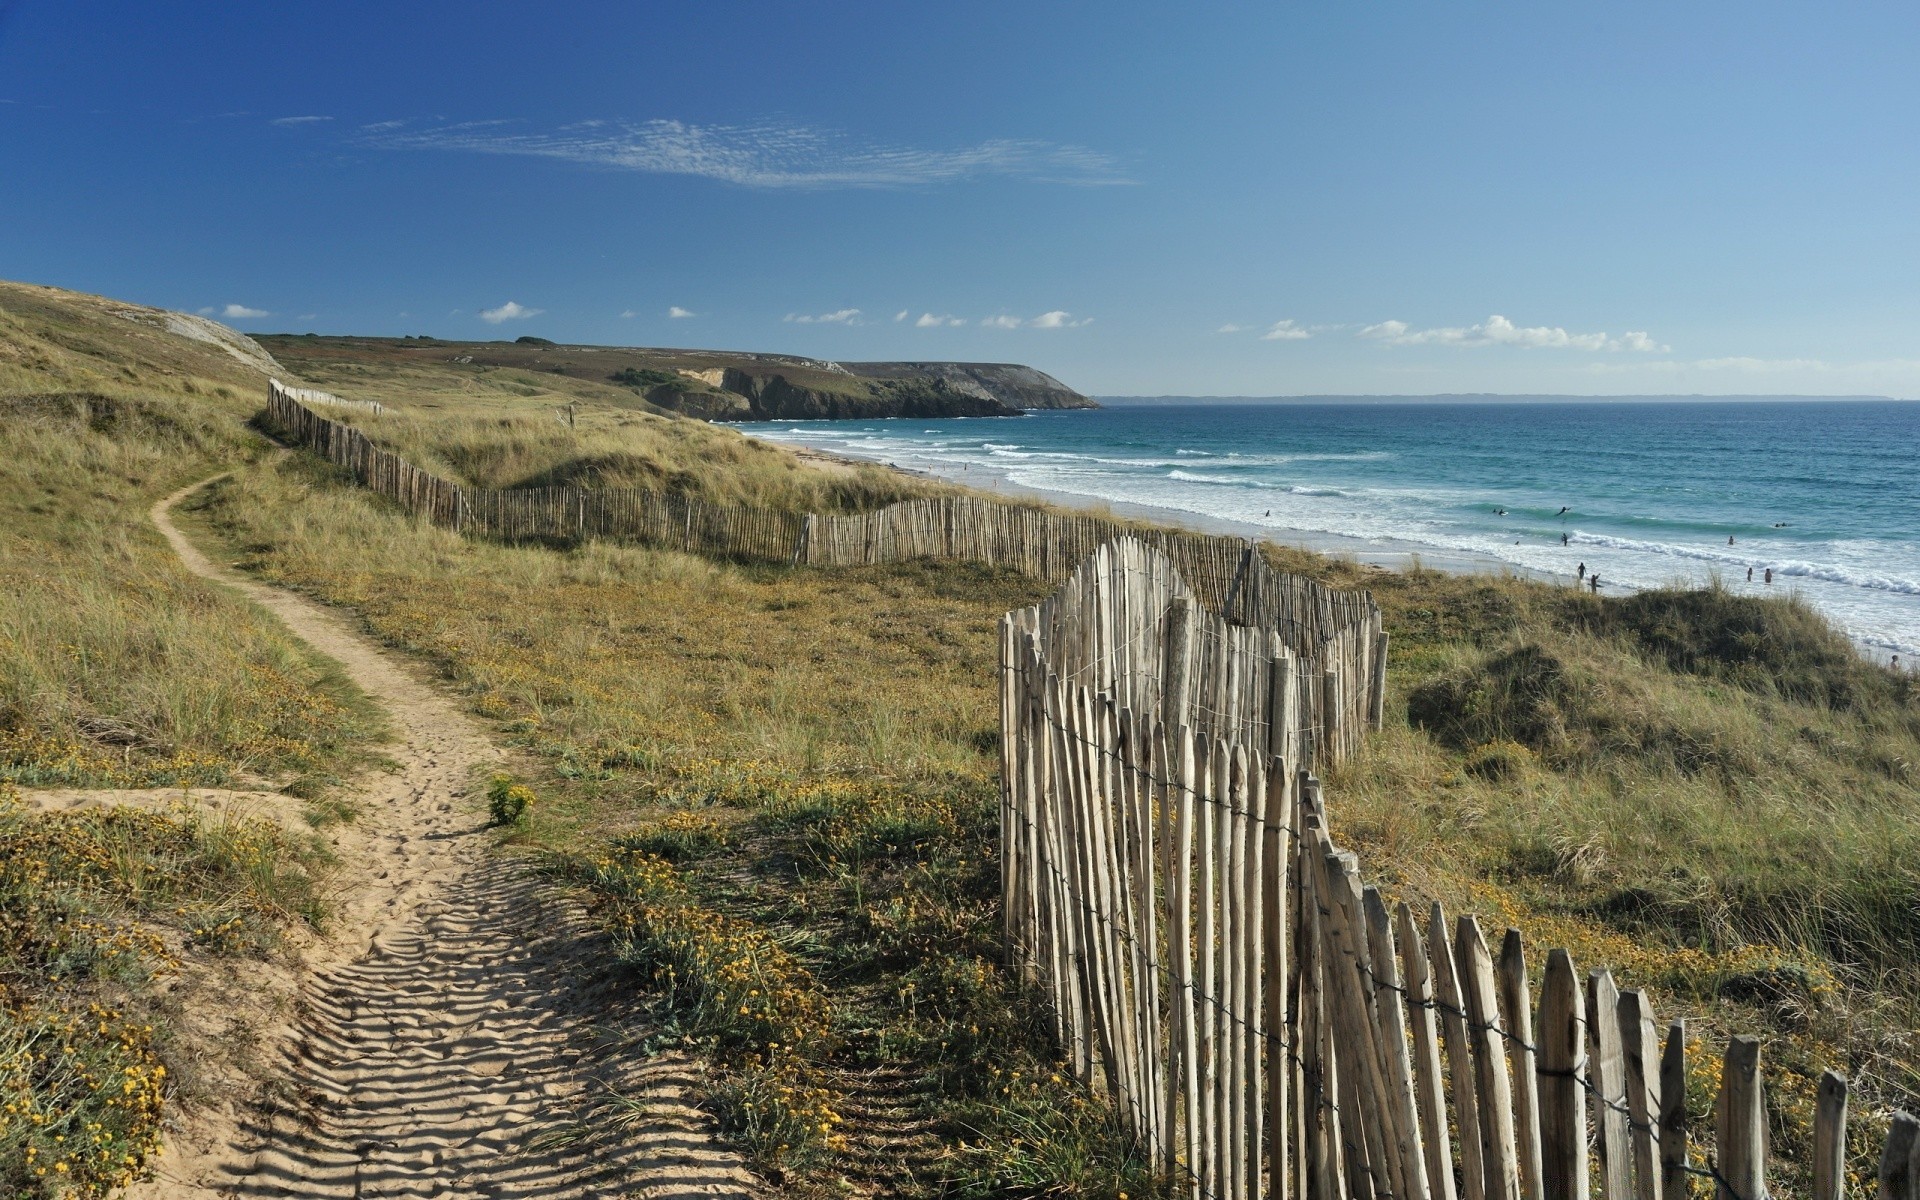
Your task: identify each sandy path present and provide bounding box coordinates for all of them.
[123,476,753,1200]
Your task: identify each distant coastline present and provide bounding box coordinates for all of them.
[1097,392,1915,405]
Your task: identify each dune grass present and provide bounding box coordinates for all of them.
[0,289,385,793]
[192,441,1920,1196]
[320,406,934,513]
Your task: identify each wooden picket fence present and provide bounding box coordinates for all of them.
[1000,537,1919,1200]
[264,382,1383,662]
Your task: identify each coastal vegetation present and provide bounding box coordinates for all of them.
[3,279,1916,1197]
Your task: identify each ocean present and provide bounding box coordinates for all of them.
[746,400,1920,658]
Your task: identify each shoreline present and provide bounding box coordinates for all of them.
[752,429,1910,668]
[753,432,1566,582]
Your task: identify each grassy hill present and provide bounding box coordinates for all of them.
[259,333,1094,422]
[3,277,1917,1197]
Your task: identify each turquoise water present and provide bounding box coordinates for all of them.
[751,400,1920,656]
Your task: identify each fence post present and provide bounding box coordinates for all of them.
[1619,990,1662,1200]
[1537,949,1588,1200]
[1813,1071,1846,1200]
[1881,1112,1919,1200]
[1660,1022,1690,1200]
[1499,930,1545,1200]
[1589,971,1633,1200]
[1715,1037,1767,1200]
[1460,916,1522,1200]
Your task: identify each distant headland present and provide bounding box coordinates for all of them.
[259,333,1097,420]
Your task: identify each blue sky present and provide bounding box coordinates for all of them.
[3,1,1917,396]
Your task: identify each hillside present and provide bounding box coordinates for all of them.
[258,334,1096,421]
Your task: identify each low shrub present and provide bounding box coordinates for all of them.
[486,774,534,827]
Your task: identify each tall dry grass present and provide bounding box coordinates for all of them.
[0,290,383,791]
[321,404,935,512]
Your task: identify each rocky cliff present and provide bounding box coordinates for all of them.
[839,361,1095,411]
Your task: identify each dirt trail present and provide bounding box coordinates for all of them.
[123,476,753,1200]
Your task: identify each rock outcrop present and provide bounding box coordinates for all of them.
[840,361,1096,411]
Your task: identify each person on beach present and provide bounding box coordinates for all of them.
[1577,562,1587,582]
[1747,566,1754,582]
[1728,535,1736,545]
[1561,532,1570,546]
[1590,573,1601,594]
[1765,567,1773,584]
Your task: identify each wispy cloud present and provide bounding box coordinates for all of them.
[894,310,909,322]
[479,300,542,324]
[620,310,639,319]
[785,308,861,325]
[360,119,407,132]
[668,305,696,319]
[980,315,1023,330]
[1216,323,1247,334]
[915,313,966,328]
[361,117,1130,189]
[202,303,270,319]
[271,115,332,127]
[1260,319,1310,341]
[1359,314,1668,352]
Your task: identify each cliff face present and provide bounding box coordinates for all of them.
[841,361,1095,410]
[664,369,1022,420]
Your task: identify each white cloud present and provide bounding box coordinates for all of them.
[915,313,965,328]
[297,313,317,321]
[1030,310,1092,329]
[980,315,1023,330]
[895,310,909,322]
[220,304,270,319]
[668,306,696,319]
[360,119,407,132]
[271,115,332,127]
[1614,331,1670,353]
[361,117,1130,189]
[1217,323,1247,334]
[1260,319,1310,341]
[784,308,861,325]
[1359,314,1665,352]
[620,310,639,319]
[479,300,542,324]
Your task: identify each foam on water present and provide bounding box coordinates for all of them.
[748,400,1920,655]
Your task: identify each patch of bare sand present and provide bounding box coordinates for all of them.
[19,786,306,825]
[123,475,753,1200]
[785,445,859,478]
